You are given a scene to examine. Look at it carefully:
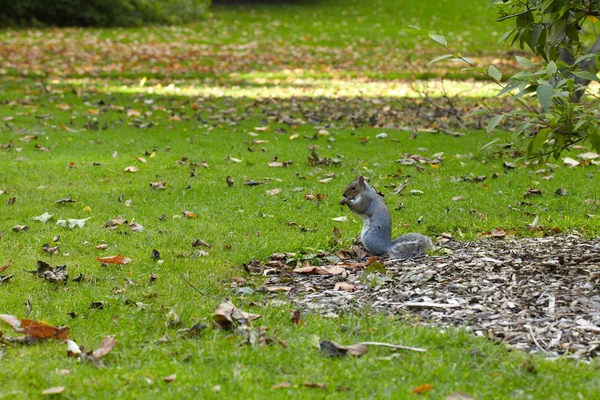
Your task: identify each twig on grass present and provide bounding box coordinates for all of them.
[359,341,427,353]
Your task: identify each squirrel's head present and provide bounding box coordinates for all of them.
[342,176,366,199]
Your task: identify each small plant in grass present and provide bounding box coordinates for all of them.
[422,0,600,163]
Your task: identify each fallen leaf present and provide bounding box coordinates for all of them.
[92,335,117,358]
[32,212,53,223]
[334,282,357,292]
[56,217,91,229]
[412,384,434,394]
[0,314,70,340]
[490,228,506,237]
[181,211,198,218]
[268,162,283,167]
[452,196,465,201]
[293,266,330,275]
[577,152,598,160]
[96,243,109,250]
[164,374,176,383]
[150,181,166,189]
[129,219,144,232]
[96,254,133,264]
[104,216,126,228]
[42,387,65,395]
[331,216,348,222]
[563,157,580,167]
[265,188,282,195]
[304,382,327,390]
[214,300,260,329]
[191,238,211,248]
[319,340,368,357]
[12,225,29,232]
[291,310,302,325]
[0,260,12,272]
[272,382,291,390]
[55,197,76,204]
[124,166,139,172]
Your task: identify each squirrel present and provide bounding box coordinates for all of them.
[339,176,433,259]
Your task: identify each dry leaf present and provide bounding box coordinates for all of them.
[92,335,117,358]
[268,162,283,167]
[129,219,144,232]
[0,260,12,272]
[12,225,29,232]
[96,254,133,264]
[181,211,198,218]
[265,188,282,195]
[164,374,177,383]
[55,197,76,204]
[304,382,327,390]
[412,384,434,394]
[563,157,580,167]
[96,243,109,250]
[124,166,139,172]
[319,340,368,357]
[293,266,330,275]
[334,282,357,292]
[214,300,260,329]
[42,387,65,395]
[191,238,211,248]
[490,228,506,237]
[0,314,70,340]
[150,181,166,189]
[291,310,302,325]
[272,382,291,390]
[104,216,126,228]
[32,212,53,223]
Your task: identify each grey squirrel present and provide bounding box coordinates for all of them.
[339,176,433,259]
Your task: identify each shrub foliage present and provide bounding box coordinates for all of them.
[0,0,211,27]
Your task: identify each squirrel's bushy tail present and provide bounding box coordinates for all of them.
[388,233,433,259]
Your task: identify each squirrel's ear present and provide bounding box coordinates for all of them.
[358,176,365,185]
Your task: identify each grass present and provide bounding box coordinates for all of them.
[1,0,600,398]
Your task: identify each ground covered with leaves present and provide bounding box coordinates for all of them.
[261,235,600,360]
[1,0,600,398]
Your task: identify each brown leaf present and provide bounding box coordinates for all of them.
[304,382,327,390]
[21,319,70,340]
[181,211,198,218]
[490,228,506,237]
[271,382,291,390]
[0,260,12,272]
[164,374,177,383]
[214,300,260,329]
[293,266,330,275]
[291,310,302,325]
[334,282,357,292]
[412,384,434,394]
[96,243,109,250]
[92,335,117,358]
[12,225,29,232]
[124,166,139,172]
[192,238,211,248]
[150,181,166,189]
[104,216,126,228]
[96,254,133,264]
[319,340,368,357]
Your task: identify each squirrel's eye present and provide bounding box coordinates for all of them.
[351,186,356,191]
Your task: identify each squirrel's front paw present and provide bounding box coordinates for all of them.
[339,198,348,206]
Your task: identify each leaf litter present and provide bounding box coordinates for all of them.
[257,235,600,359]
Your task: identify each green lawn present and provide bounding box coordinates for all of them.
[1,0,600,398]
